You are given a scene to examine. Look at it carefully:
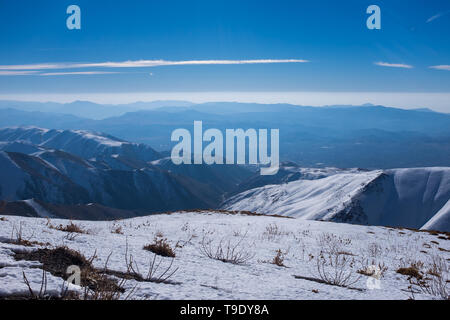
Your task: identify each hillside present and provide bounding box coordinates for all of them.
[223,167,450,232]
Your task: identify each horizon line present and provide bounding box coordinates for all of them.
[0,91,449,113]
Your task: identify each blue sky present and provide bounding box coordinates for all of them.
[0,0,449,110]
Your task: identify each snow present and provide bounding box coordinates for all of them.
[23,199,55,218]
[223,167,450,232]
[422,199,450,232]
[72,130,125,147]
[0,211,448,300]
[223,171,383,220]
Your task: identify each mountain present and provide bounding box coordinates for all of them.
[1,102,449,168]
[229,161,366,196]
[0,148,218,213]
[0,100,194,120]
[151,157,254,200]
[222,167,450,232]
[0,127,161,163]
[0,127,255,216]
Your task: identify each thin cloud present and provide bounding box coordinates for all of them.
[429,65,450,71]
[0,59,309,71]
[374,62,414,69]
[426,10,450,23]
[39,71,119,76]
[0,70,39,76]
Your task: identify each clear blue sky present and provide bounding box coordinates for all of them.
[0,0,449,100]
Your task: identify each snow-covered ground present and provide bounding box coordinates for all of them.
[0,211,448,300]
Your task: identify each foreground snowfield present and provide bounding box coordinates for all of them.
[0,211,448,300]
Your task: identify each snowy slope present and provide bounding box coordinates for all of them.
[0,150,216,212]
[223,168,450,232]
[0,127,161,162]
[421,199,450,232]
[223,171,383,220]
[231,162,367,196]
[0,211,448,300]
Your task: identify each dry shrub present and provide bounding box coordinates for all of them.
[357,260,387,278]
[397,266,422,279]
[8,222,47,247]
[272,249,287,267]
[143,236,176,258]
[313,232,360,287]
[10,222,33,246]
[200,231,255,265]
[111,226,123,235]
[317,233,352,256]
[122,250,179,284]
[20,269,74,300]
[103,243,179,285]
[53,221,87,234]
[262,223,289,240]
[314,250,360,287]
[407,255,449,300]
[367,243,383,258]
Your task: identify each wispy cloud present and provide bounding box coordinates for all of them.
[0,59,309,71]
[374,62,414,69]
[429,65,450,71]
[426,10,450,23]
[39,71,119,76]
[0,70,39,76]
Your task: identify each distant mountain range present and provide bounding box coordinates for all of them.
[0,100,193,120]
[0,101,449,168]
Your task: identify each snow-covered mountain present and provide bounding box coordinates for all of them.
[223,167,450,232]
[0,127,254,216]
[0,149,216,213]
[230,161,366,196]
[0,127,161,162]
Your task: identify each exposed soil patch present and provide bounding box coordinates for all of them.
[13,247,123,293]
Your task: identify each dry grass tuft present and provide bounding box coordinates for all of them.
[54,221,87,234]
[111,226,124,235]
[143,236,176,258]
[397,266,422,280]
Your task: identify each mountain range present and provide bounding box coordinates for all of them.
[0,100,449,231]
[0,127,252,219]
[0,100,449,168]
